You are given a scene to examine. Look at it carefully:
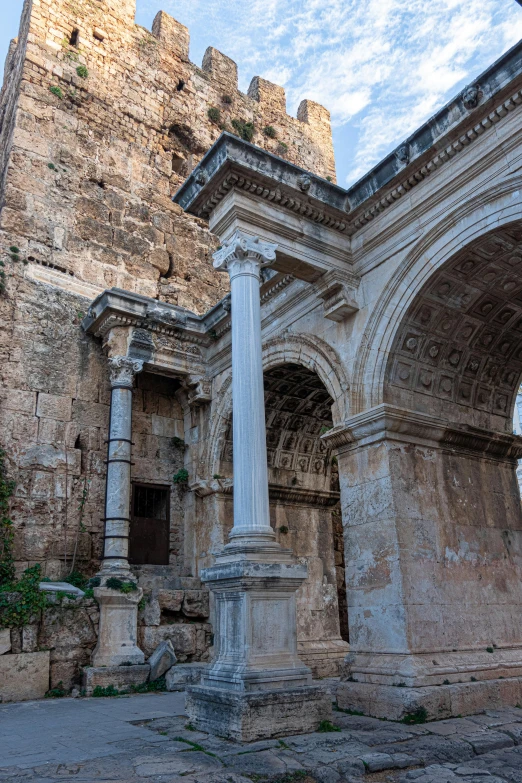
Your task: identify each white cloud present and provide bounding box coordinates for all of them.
[138,0,522,185]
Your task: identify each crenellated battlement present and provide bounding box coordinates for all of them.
[0,0,336,316]
[21,0,333,173]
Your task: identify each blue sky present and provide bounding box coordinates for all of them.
[2,0,522,185]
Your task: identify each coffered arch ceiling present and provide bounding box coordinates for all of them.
[220,364,336,490]
[385,223,522,429]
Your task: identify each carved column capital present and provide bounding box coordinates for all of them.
[108,356,144,388]
[213,230,277,280]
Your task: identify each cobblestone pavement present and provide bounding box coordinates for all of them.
[2,692,522,782]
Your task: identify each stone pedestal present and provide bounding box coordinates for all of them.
[187,555,331,739]
[92,586,144,666]
[187,684,330,742]
[83,663,150,695]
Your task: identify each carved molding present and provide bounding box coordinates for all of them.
[192,478,340,507]
[186,375,213,406]
[185,86,522,239]
[199,172,350,232]
[323,404,522,461]
[351,86,522,232]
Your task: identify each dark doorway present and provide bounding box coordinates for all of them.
[129,483,170,565]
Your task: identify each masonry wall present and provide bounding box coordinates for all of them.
[0,0,334,573]
[0,0,335,313]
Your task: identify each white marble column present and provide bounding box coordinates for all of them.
[101,355,143,575]
[213,231,277,548]
[188,232,330,739]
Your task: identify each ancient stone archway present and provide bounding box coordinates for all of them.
[217,362,350,676]
[335,221,522,718]
[384,222,522,431]
[350,183,522,416]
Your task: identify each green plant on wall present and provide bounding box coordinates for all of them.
[173,468,189,485]
[207,107,221,124]
[231,119,255,142]
[105,577,138,594]
[49,85,64,100]
[0,449,15,587]
[0,564,48,628]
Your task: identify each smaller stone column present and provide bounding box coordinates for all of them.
[92,356,144,667]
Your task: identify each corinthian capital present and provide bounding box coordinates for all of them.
[213,231,277,278]
[108,356,144,388]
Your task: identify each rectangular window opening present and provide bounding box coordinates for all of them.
[129,483,170,565]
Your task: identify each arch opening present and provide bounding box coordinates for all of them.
[218,362,350,676]
[385,222,522,432]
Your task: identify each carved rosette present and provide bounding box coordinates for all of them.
[108,356,144,388]
[213,231,278,280]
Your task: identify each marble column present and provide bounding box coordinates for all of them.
[186,231,331,741]
[92,355,144,667]
[101,355,143,575]
[216,232,278,551]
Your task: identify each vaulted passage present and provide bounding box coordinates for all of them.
[219,363,349,676]
[386,222,522,431]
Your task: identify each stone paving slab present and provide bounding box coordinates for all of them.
[2,694,522,782]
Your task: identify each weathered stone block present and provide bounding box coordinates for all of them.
[158,589,183,612]
[0,651,50,702]
[0,629,11,655]
[186,684,332,742]
[22,624,38,653]
[183,590,209,618]
[141,594,161,626]
[148,640,177,681]
[140,624,197,657]
[36,393,72,421]
[82,664,150,695]
[166,662,208,691]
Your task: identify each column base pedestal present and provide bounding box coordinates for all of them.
[337,676,522,722]
[186,683,331,742]
[339,648,522,720]
[91,586,144,667]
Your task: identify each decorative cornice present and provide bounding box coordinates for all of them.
[178,82,522,238]
[174,43,522,239]
[191,478,339,507]
[83,288,209,348]
[323,404,522,461]
[202,171,350,231]
[349,86,522,232]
